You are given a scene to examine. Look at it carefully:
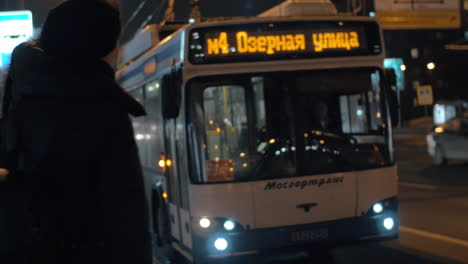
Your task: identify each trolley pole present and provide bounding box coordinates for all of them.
[164,0,175,23]
[190,0,202,22]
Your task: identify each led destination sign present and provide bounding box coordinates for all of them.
[189,21,382,64]
[207,31,360,55]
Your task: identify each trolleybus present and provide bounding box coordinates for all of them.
[117,6,399,263]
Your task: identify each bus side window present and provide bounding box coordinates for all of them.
[145,81,163,170]
[203,85,249,182]
[129,87,147,165]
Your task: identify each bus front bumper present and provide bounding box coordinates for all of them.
[194,207,398,261]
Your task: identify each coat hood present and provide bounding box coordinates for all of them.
[8,41,146,117]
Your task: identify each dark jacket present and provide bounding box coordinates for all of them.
[5,41,151,264]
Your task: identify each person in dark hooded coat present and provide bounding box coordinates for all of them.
[4,1,152,263]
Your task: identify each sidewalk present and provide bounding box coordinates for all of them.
[393,117,433,148]
[393,117,433,138]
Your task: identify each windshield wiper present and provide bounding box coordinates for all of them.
[253,136,356,179]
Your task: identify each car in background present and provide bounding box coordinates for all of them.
[433,100,468,125]
[427,118,468,165]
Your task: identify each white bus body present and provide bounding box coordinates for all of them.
[118,15,398,263]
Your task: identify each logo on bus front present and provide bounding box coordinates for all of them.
[264,176,344,191]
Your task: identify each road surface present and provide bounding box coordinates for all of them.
[330,118,468,264]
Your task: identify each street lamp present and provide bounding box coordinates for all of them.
[427,62,435,71]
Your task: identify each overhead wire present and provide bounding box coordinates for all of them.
[122,1,146,28]
[136,0,169,33]
[121,1,147,40]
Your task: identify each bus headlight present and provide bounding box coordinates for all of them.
[373,203,383,214]
[383,217,394,230]
[214,237,228,251]
[368,197,398,217]
[224,220,235,231]
[199,218,211,228]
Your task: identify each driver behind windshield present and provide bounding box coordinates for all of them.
[313,102,331,131]
[309,99,339,133]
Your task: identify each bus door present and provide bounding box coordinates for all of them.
[161,71,193,250]
[162,88,183,244]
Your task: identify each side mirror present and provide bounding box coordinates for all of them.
[162,69,182,119]
[384,68,399,127]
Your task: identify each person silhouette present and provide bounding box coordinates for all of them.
[4,1,151,264]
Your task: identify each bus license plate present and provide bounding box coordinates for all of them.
[290,228,328,242]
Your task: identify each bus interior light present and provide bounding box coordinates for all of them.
[200,218,211,228]
[214,238,228,251]
[373,203,383,214]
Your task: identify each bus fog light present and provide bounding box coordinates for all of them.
[383,217,394,230]
[373,203,383,214]
[199,218,211,228]
[214,238,228,251]
[224,220,235,231]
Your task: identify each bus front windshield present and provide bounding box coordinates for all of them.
[188,68,393,183]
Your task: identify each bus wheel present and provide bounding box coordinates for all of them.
[434,146,448,166]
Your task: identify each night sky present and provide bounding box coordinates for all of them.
[1,0,348,43]
[118,0,287,42]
